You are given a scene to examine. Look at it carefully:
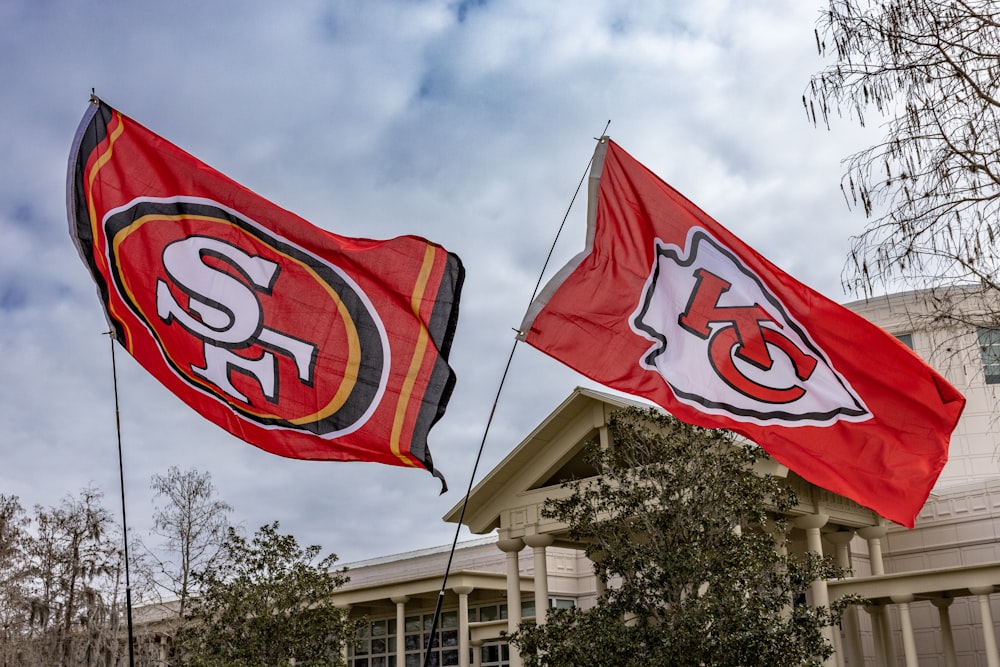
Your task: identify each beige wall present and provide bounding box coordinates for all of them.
[846,290,1000,490]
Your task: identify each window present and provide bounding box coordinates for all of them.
[895,333,914,349]
[978,327,1000,384]
[479,641,509,667]
[406,611,459,666]
[475,604,506,622]
[351,603,518,667]
[350,618,397,667]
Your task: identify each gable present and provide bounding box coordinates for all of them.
[443,387,648,534]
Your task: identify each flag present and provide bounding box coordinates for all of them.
[68,99,464,485]
[520,138,965,527]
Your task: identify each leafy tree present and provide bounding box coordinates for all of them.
[142,466,232,617]
[512,407,848,667]
[179,521,356,667]
[806,0,1000,301]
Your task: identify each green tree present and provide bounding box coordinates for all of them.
[806,0,1000,301]
[512,407,848,667]
[179,521,356,667]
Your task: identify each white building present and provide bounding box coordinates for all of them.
[327,286,1000,667]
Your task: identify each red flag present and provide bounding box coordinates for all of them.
[520,138,964,527]
[68,99,463,485]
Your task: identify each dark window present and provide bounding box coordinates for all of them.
[979,328,1000,384]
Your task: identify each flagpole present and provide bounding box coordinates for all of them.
[421,124,609,667]
[107,331,136,667]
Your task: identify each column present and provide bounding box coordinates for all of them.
[592,561,606,599]
[857,525,888,577]
[826,530,863,667]
[770,519,791,619]
[523,534,554,625]
[891,594,918,667]
[970,586,1000,667]
[337,604,353,663]
[454,586,474,667]
[470,639,483,667]
[794,514,835,667]
[930,598,958,667]
[865,604,897,667]
[497,537,525,667]
[589,548,607,600]
[391,596,409,665]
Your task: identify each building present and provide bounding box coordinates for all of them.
[329,286,1000,667]
[94,285,968,667]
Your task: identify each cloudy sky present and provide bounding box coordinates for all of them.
[0,0,879,566]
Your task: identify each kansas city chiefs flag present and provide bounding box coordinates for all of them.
[68,99,464,485]
[520,138,965,527]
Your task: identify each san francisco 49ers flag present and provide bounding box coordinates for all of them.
[520,138,965,527]
[68,99,464,485]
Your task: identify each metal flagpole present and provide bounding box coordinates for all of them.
[107,331,136,667]
[421,123,609,667]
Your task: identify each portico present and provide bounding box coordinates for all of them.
[443,387,887,667]
[334,385,1000,666]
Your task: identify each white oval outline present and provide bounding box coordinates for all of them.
[102,195,391,440]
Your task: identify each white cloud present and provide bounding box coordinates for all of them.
[0,0,881,562]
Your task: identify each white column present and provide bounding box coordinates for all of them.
[391,596,409,665]
[971,586,1000,667]
[891,594,919,667]
[794,514,835,666]
[589,548,607,600]
[771,519,791,619]
[523,534,554,625]
[857,525,888,577]
[497,537,525,667]
[825,529,853,571]
[931,598,958,667]
[795,514,830,607]
[454,586,474,667]
[826,530,862,667]
[593,561,606,599]
[470,639,483,667]
[865,605,893,667]
[337,604,353,663]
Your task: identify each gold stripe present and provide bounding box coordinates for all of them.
[84,111,133,350]
[86,111,124,246]
[389,244,438,466]
[110,212,361,424]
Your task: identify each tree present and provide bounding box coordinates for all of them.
[179,521,356,667]
[512,407,848,667]
[806,1,1000,303]
[0,495,30,664]
[20,487,125,667]
[143,467,232,617]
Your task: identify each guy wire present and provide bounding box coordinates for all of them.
[422,123,609,667]
[108,332,136,667]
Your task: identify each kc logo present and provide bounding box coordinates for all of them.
[103,198,388,437]
[631,227,869,425]
[678,268,818,404]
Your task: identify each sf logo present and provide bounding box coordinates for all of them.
[678,268,817,404]
[156,236,317,405]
